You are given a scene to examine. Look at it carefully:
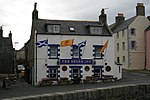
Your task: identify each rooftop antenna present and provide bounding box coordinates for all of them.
[101,8,109,14]
[103,8,109,10]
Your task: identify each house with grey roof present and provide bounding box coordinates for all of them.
[25,3,122,85]
[110,3,150,70]
[0,27,15,74]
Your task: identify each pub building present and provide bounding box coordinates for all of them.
[25,3,122,85]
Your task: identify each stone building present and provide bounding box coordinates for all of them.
[16,47,25,65]
[0,27,15,74]
[110,3,150,70]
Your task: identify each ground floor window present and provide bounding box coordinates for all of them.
[92,66,103,78]
[94,68,101,77]
[48,68,58,78]
[71,68,81,79]
[69,66,82,79]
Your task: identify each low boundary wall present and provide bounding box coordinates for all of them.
[3,83,150,100]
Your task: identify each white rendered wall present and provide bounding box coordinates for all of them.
[34,34,122,84]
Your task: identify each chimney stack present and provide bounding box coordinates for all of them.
[99,9,107,24]
[9,31,12,40]
[115,13,125,23]
[32,2,38,20]
[0,26,3,37]
[136,3,145,16]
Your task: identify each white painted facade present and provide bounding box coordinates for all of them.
[33,34,122,85]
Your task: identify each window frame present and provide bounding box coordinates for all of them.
[131,41,136,50]
[48,68,58,79]
[122,42,125,50]
[122,56,125,63]
[131,28,136,36]
[93,45,103,59]
[117,43,119,51]
[90,26,102,35]
[48,45,59,59]
[117,57,120,64]
[47,24,60,33]
[72,45,80,58]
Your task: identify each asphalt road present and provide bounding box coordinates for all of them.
[0,70,150,99]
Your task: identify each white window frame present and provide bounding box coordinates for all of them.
[71,68,80,79]
[48,68,58,78]
[50,46,58,58]
[73,46,80,58]
[94,46,101,58]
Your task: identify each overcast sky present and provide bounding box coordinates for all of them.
[0,0,150,50]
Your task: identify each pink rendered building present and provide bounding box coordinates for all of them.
[145,25,150,70]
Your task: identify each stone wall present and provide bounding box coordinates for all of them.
[3,83,150,100]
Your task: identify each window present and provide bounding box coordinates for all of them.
[117,32,119,38]
[48,68,58,78]
[122,42,125,50]
[94,46,102,58]
[47,25,60,33]
[94,68,101,77]
[131,28,136,36]
[71,68,80,79]
[117,43,119,51]
[72,46,79,58]
[131,41,136,50]
[122,30,125,37]
[117,57,120,64]
[95,47,101,57]
[69,26,75,32]
[90,27,102,34]
[49,46,58,58]
[122,56,125,63]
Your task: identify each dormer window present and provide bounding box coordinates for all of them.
[90,26,102,35]
[69,26,75,32]
[47,24,60,33]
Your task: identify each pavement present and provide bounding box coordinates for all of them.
[0,70,150,99]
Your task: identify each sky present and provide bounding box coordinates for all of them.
[0,0,150,50]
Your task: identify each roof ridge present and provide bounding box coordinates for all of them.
[37,18,100,22]
[110,16,136,32]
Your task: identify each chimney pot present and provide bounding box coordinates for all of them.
[115,13,125,23]
[136,3,145,16]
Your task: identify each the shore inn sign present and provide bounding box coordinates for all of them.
[25,3,122,85]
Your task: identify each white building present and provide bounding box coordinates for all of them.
[25,3,122,85]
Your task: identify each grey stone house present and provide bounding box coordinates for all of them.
[0,27,15,74]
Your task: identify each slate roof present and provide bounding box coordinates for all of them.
[34,18,112,36]
[109,16,136,33]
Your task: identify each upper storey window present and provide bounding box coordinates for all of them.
[131,28,136,36]
[90,27,102,35]
[47,24,60,33]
